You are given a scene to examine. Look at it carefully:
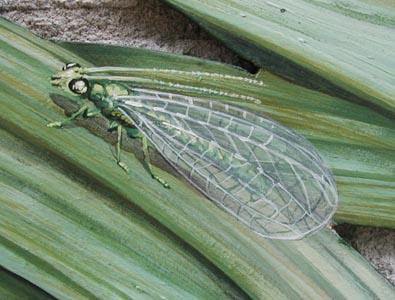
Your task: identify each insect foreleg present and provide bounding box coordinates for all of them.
[141,135,170,189]
[47,101,98,128]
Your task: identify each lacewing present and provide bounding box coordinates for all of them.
[49,63,338,240]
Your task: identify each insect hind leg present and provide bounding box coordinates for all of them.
[141,135,170,189]
[117,125,170,189]
[114,124,131,173]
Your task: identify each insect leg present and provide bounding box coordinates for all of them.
[141,135,170,189]
[116,124,130,173]
[47,102,98,128]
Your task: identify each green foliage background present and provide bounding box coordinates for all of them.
[1,3,394,298]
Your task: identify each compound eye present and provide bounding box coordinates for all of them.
[69,78,89,95]
[62,62,81,71]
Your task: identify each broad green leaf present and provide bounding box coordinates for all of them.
[60,42,395,228]
[163,0,395,113]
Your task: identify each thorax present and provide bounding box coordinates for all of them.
[88,82,132,125]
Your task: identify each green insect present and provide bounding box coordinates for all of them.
[49,63,338,240]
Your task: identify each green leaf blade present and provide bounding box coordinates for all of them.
[163,0,395,113]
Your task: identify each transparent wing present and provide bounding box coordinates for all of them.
[115,89,338,240]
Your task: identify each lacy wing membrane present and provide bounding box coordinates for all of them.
[116,89,338,240]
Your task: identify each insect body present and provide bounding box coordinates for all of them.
[49,63,338,240]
